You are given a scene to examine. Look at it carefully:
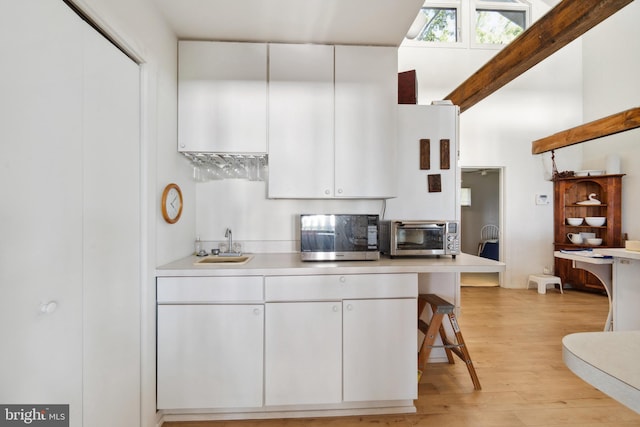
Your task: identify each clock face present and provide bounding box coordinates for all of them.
[162,184,183,224]
[166,188,180,217]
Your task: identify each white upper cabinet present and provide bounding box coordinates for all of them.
[268,44,398,199]
[178,41,268,153]
[334,45,398,199]
[268,43,335,198]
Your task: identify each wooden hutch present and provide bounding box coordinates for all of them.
[553,174,624,293]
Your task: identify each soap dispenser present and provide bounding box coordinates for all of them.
[195,236,204,256]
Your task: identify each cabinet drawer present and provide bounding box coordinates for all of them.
[157,276,263,303]
[342,273,417,299]
[265,275,343,301]
[265,273,417,301]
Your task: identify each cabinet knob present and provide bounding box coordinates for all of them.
[40,301,58,314]
[253,308,261,315]
[346,304,353,311]
[339,276,346,283]
[324,189,331,195]
[332,305,339,312]
[337,188,343,194]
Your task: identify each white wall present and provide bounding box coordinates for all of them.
[195,180,385,253]
[399,0,584,287]
[581,0,640,241]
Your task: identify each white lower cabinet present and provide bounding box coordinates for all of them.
[264,274,417,406]
[156,276,264,410]
[265,302,342,405]
[157,273,417,415]
[343,298,417,401]
[157,304,264,409]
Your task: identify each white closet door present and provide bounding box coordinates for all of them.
[0,1,84,422]
[82,21,141,427]
[0,2,141,426]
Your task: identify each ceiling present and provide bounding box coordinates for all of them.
[152,0,425,46]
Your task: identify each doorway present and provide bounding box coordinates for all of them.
[460,167,503,287]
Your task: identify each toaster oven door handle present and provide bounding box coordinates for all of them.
[396,221,445,228]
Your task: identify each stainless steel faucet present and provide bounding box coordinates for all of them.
[225,228,232,253]
[220,228,241,256]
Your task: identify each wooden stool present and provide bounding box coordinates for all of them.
[417,293,481,390]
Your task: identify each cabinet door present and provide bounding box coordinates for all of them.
[178,41,267,153]
[343,298,417,402]
[265,302,342,405]
[157,304,264,409]
[334,45,397,198]
[267,44,334,198]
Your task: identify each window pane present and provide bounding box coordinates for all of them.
[475,9,526,44]
[415,7,458,42]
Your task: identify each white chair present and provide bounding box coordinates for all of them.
[480,224,499,242]
[478,224,499,256]
[528,274,563,294]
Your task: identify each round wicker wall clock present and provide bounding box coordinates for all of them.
[161,183,183,224]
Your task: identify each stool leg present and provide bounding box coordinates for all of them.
[538,281,546,294]
[432,302,456,365]
[418,312,445,374]
[447,312,482,390]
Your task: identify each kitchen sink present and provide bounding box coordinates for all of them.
[194,255,253,265]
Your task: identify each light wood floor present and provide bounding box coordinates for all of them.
[460,272,499,287]
[164,287,640,427]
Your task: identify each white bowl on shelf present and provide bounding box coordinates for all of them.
[566,217,583,226]
[585,216,606,226]
[585,238,603,246]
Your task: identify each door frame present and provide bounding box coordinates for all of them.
[461,166,505,286]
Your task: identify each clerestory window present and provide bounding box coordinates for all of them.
[473,0,529,46]
[404,0,530,48]
[407,5,460,43]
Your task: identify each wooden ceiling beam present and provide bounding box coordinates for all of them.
[531,107,640,154]
[443,0,634,113]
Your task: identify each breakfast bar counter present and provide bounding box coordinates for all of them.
[155,252,504,423]
[156,252,505,276]
[563,331,640,414]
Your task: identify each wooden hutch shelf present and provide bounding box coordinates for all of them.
[554,174,624,293]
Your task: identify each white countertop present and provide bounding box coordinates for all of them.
[156,252,505,277]
[556,248,640,262]
[563,331,640,414]
[554,250,614,264]
[596,248,640,260]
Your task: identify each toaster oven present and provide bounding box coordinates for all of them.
[379,220,460,258]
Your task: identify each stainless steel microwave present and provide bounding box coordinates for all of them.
[300,214,380,261]
[379,220,460,258]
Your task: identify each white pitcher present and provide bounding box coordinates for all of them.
[567,233,583,244]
